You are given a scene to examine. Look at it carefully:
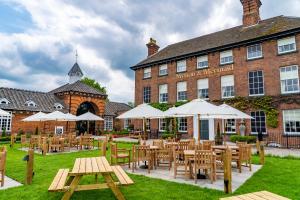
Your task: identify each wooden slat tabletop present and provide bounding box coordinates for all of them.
[220,191,290,200]
[70,156,113,175]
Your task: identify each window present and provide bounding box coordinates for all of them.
[177,60,186,73]
[278,36,296,54]
[124,119,130,129]
[159,64,168,76]
[0,111,12,132]
[177,81,187,101]
[283,109,300,135]
[220,50,233,65]
[197,78,209,99]
[146,119,150,131]
[249,71,264,96]
[159,84,168,103]
[251,111,266,134]
[280,65,299,94]
[143,67,151,79]
[247,44,262,59]
[221,75,234,98]
[55,126,64,135]
[197,55,208,69]
[25,100,37,107]
[159,118,167,132]
[224,119,236,133]
[104,116,113,131]
[143,87,151,103]
[0,98,9,105]
[178,117,188,132]
[54,103,64,110]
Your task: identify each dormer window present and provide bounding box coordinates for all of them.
[0,98,10,105]
[54,103,64,110]
[25,100,37,107]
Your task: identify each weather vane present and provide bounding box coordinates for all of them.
[75,50,78,63]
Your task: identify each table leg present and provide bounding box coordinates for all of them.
[62,175,81,200]
[103,173,125,200]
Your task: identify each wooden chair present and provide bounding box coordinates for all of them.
[99,140,107,157]
[49,137,64,152]
[166,137,175,142]
[0,150,7,187]
[21,135,29,148]
[30,135,41,149]
[133,145,152,173]
[190,150,215,184]
[232,144,252,173]
[80,135,94,150]
[110,143,131,168]
[173,148,186,178]
[177,141,190,151]
[153,139,164,149]
[68,133,78,149]
[236,141,247,146]
[156,148,172,170]
[202,140,215,150]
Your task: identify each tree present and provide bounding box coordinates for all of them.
[127,102,134,107]
[81,77,107,95]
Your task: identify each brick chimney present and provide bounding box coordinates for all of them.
[146,38,159,57]
[241,0,262,27]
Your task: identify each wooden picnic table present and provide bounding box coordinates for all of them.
[48,156,133,200]
[220,190,290,200]
[212,145,239,151]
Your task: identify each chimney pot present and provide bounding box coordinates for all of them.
[146,38,160,57]
[241,0,262,27]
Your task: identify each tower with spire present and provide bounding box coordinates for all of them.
[68,62,83,84]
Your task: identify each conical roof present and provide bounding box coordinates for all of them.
[68,62,83,77]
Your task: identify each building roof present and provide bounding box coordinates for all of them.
[68,62,83,77]
[50,80,107,97]
[0,87,67,112]
[132,16,300,69]
[104,101,132,116]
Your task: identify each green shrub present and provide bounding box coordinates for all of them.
[161,133,175,139]
[230,135,256,144]
[1,128,6,137]
[0,136,21,143]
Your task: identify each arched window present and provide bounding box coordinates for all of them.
[54,103,64,110]
[0,98,10,105]
[25,100,37,107]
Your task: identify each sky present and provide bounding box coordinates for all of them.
[0,0,300,103]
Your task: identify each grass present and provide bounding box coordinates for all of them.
[0,143,300,200]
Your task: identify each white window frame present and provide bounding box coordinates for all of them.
[197,55,208,69]
[221,75,235,98]
[197,78,209,100]
[283,109,300,135]
[0,98,10,105]
[54,103,64,110]
[146,119,150,131]
[250,111,267,134]
[177,81,187,101]
[25,100,37,107]
[143,86,151,103]
[247,44,263,60]
[278,36,297,54]
[55,126,64,135]
[0,111,12,132]
[143,67,151,79]
[159,118,167,132]
[280,65,300,94]
[224,119,236,134]
[176,60,186,73]
[220,50,233,65]
[248,70,264,96]
[159,64,168,76]
[104,116,113,131]
[159,84,168,103]
[178,117,188,133]
[124,119,130,129]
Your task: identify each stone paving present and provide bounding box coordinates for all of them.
[18,147,99,155]
[123,163,261,192]
[0,176,22,190]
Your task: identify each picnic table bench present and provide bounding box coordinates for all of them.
[48,156,133,200]
[220,191,290,200]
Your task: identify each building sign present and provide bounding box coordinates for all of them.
[176,65,234,79]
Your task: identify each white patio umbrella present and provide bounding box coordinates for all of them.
[77,112,103,133]
[0,108,10,116]
[164,99,237,142]
[22,111,47,122]
[117,104,165,138]
[42,111,69,121]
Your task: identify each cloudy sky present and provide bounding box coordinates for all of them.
[0,0,300,103]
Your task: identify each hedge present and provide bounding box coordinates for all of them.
[230,135,256,144]
[0,136,21,143]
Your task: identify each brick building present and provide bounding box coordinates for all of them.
[131,0,300,144]
[0,63,131,135]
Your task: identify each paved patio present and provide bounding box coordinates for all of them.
[0,176,22,190]
[123,162,261,192]
[18,147,99,155]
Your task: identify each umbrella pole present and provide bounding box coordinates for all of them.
[224,119,227,145]
[87,121,90,134]
[198,114,201,143]
[143,118,146,141]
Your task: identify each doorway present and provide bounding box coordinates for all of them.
[200,120,209,140]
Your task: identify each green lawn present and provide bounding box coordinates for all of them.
[0,143,299,200]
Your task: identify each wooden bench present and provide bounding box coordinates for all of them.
[48,169,69,192]
[220,191,290,200]
[111,165,134,185]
